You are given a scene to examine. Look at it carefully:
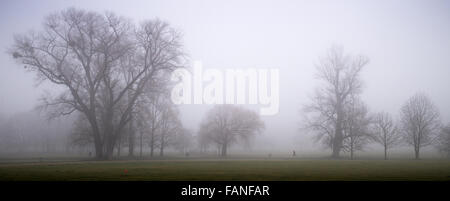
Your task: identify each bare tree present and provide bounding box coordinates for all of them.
[199,105,264,157]
[10,8,184,159]
[173,128,193,155]
[400,93,441,159]
[342,96,372,160]
[435,124,450,158]
[69,114,93,148]
[302,46,369,158]
[372,112,401,160]
[158,102,181,156]
[198,123,213,153]
[127,110,136,157]
[143,98,163,157]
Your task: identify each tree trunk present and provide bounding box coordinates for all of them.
[332,105,343,158]
[117,137,121,157]
[331,86,345,159]
[350,148,354,160]
[160,134,165,156]
[150,138,154,157]
[89,116,104,159]
[415,147,420,160]
[384,146,387,160]
[150,128,155,157]
[332,129,342,158]
[139,132,143,158]
[221,143,227,157]
[160,145,164,156]
[103,106,116,160]
[105,139,115,160]
[94,139,103,159]
[128,118,135,157]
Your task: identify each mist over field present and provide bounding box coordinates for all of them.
[0,0,450,163]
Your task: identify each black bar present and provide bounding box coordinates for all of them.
[1,181,448,200]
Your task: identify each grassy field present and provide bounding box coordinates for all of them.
[0,158,450,181]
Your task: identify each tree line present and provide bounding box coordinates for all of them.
[302,46,449,159]
[8,8,264,159]
[6,8,450,159]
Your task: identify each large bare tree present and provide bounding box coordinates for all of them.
[303,46,369,158]
[199,105,264,157]
[372,112,401,160]
[399,93,441,159]
[10,8,184,159]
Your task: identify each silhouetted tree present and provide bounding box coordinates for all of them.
[173,128,193,154]
[199,105,264,157]
[303,46,369,158]
[372,112,401,160]
[342,96,372,159]
[400,93,440,159]
[158,102,182,156]
[10,8,185,159]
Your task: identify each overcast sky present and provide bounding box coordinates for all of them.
[1,0,450,151]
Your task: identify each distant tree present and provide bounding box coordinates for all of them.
[0,110,72,154]
[134,87,181,157]
[199,105,264,157]
[342,96,372,160]
[135,93,160,157]
[69,114,93,148]
[435,124,450,158]
[198,123,213,153]
[400,94,441,159]
[142,97,163,157]
[372,112,401,160]
[10,8,185,159]
[0,118,18,152]
[173,128,193,154]
[158,102,182,156]
[302,46,369,158]
[127,110,136,157]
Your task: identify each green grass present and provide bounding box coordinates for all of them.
[0,159,449,181]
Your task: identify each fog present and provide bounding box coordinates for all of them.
[1,0,450,158]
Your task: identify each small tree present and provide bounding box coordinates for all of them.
[372,112,401,160]
[199,105,264,157]
[400,93,441,159]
